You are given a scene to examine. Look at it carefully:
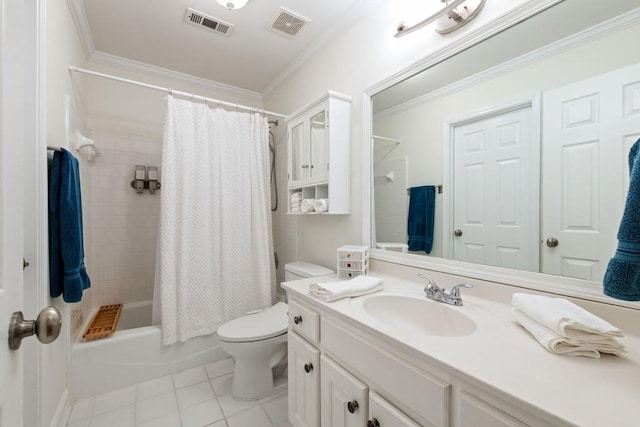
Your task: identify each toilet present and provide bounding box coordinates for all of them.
[218,261,334,401]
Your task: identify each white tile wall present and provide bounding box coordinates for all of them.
[78,130,163,329]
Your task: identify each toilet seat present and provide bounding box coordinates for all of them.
[218,302,288,343]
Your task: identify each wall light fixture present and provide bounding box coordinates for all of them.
[395,0,487,37]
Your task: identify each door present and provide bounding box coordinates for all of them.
[452,105,538,271]
[288,332,320,427]
[320,355,368,427]
[542,63,640,281]
[0,0,26,423]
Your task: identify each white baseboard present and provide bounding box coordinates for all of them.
[50,387,71,427]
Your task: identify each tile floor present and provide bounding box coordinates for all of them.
[66,358,292,427]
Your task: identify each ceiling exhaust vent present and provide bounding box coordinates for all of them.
[185,8,234,36]
[267,7,310,38]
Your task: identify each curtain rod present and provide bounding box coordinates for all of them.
[68,66,288,119]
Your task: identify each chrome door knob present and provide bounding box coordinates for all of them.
[8,306,62,350]
[454,229,463,237]
[546,238,559,248]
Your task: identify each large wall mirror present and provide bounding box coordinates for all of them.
[370,0,640,293]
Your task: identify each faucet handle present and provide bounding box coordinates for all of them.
[449,283,473,298]
[418,274,438,292]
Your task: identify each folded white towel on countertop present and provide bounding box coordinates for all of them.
[512,308,626,357]
[512,309,602,358]
[309,276,384,302]
[511,293,623,340]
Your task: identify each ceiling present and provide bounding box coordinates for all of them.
[81,0,364,92]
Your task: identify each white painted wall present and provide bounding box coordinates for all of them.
[43,0,88,424]
[373,22,640,256]
[263,0,530,271]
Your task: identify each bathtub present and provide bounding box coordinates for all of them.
[71,301,226,400]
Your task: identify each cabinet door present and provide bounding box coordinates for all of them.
[289,332,320,427]
[368,392,420,427]
[289,117,307,187]
[307,105,329,184]
[459,392,528,427]
[321,355,368,427]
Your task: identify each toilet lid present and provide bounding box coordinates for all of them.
[218,302,289,342]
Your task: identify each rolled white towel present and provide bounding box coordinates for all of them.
[511,293,623,340]
[301,199,316,213]
[309,276,384,302]
[512,308,626,357]
[314,198,329,213]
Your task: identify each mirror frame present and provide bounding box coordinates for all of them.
[362,0,640,310]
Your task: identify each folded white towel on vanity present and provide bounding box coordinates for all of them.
[511,309,602,358]
[511,293,622,339]
[511,293,626,357]
[314,199,329,213]
[309,276,384,302]
[301,199,316,213]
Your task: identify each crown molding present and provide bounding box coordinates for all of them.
[88,51,263,102]
[374,6,640,120]
[66,0,95,59]
[261,0,372,99]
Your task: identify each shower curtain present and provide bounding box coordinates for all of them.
[155,96,275,345]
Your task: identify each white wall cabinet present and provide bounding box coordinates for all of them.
[286,91,351,214]
[286,294,566,427]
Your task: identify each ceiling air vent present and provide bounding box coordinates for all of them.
[267,7,310,38]
[185,8,234,36]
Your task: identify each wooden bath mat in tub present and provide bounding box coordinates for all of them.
[83,304,122,341]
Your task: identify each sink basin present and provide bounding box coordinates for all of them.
[358,293,477,337]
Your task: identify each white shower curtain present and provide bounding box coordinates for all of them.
[155,96,275,345]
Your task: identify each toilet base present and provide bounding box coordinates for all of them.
[220,333,288,401]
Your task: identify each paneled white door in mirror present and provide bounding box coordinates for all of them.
[369,0,640,288]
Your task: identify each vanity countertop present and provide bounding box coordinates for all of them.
[282,272,640,427]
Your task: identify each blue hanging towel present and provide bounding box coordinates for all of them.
[407,185,436,254]
[603,138,640,301]
[49,148,91,303]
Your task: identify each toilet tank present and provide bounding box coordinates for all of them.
[284,262,334,281]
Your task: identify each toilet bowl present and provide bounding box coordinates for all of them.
[218,302,289,401]
[219,262,334,401]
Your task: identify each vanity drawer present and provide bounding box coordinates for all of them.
[322,317,450,427]
[289,299,320,344]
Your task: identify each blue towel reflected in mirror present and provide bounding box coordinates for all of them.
[407,185,436,254]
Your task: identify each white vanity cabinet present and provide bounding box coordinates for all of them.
[286,290,570,427]
[286,91,351,214]
[320,355,368,427]
[288,298,431,427]
[288,332,320,427]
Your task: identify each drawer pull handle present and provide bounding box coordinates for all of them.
[304,363,313,373]
[367,419,380,427]
[347,400,359,414]
[293,315,303,325]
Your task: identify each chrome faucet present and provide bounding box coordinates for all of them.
[418,274,473,306]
